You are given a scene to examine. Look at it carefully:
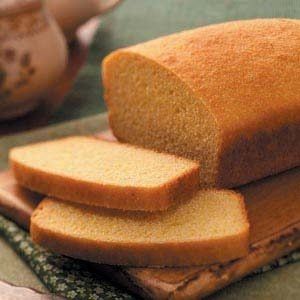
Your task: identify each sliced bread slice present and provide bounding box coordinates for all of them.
[30,190,249,267]
[9,136,199,211]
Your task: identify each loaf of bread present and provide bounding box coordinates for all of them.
[9,136,199,211]
[30,190,249,267]
[103,18,300,187]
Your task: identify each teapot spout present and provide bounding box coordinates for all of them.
[46,0,122,40]
[94,0,122,14]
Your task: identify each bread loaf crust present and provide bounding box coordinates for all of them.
[218,122,300,187]
[103,19,300,187]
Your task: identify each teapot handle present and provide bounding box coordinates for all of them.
[96,0,122,14]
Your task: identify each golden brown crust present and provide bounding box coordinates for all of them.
[127,19,300,140]
[11,153,199,212]
[103,19,300,187]
[30,193,249,267]
[218,119,300,187]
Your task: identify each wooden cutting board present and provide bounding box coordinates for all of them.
[0,131,299,299]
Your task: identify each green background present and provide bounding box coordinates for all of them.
[51,0,300,124]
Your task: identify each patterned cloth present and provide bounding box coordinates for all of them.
[0,215,133,300]
[0,214,299,299]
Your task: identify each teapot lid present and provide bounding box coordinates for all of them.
[0,0,42,17]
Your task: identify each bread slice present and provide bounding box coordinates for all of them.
[30,190,249,267]
[9,136,199,211]
[102,18,300,188]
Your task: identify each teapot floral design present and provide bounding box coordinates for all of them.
[0,0,121,120]
[0,0,67,120]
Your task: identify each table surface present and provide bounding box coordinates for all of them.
[0,238,47,292]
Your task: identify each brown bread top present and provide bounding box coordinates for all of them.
[103,19,300,187]
[128,19,300,142]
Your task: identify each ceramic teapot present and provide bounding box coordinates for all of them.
[0,0,67,120]
[46,0,122,39]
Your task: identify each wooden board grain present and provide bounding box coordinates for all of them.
[0,131,299,299]
[0,171,42,229]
